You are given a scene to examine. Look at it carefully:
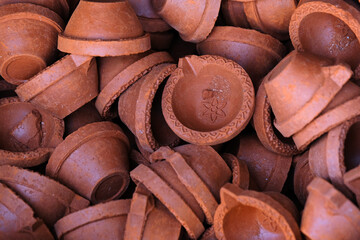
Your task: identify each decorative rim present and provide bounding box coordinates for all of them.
[222,153,250,189]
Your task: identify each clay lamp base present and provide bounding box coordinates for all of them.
[344,165,360,206]
[222,153,250,190]
[196,26,286,89]
[46,122,131,204]
[290,0,360,79]
[162,55,255,145]
[96,51,174,119]
[0,165,89,226]
[57,0,150,56]
[0,97,64,168]
[293,151,315,205]
[0,3,64,85]
[214,183,301,240]
[301,178,360,240]
[0,183,54,239]
[54,199,131,240]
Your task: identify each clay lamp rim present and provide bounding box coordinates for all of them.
[54,199,131,239]
[222,153,250,190]
[162,55,255,145]
[96,51,174,119]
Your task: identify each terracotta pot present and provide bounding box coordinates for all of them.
[264,51,352,137]
[0,165,89,226]
[214,183,301,240]
[54,199,131,240]
[290,0,360,79]
[293,151,315,205]
[236,133,292,192]
[201,226,217,240]
[344,165,360,206]
[96,51,174,119]
[0,97,64,167]
[222,153,250,190]
[196,26,286,89]
[0,183,54,239]
[46,122,130,204]
[162,55,255,145]
[118,63,179,153]
[16,54,98,119]
[0,3,64,85]
[301,177,360,240]
[58,0,150,56]
[151,0,221,43]
[221,0,297,40]
[150,31,175,51]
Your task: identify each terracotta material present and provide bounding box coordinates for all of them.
[54,199,131,240]
[162,55,255,145]
[201,226,217,240]
[221,0,297,40]
[0,97,64,167]
[290,0,360,79]
[236,133,292,192]
[222,153,250,190]
[344,165,360,206]
[16,54,98,119]
[46,122,130,203]
[130,149,151,166]
[301,177,360,240]
[58,0,151,56]
[152,0,221,43]
[0,3,64,85]
[214,183,301,240]
[118,63,180,153]
[96,51,174,119]
[293,151,315,205]
[264,51,352,138]
[0,183,54,239]
[0,165,89,226]
[196,26,286,88]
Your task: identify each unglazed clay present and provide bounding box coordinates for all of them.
[293,151,315,205]
[344,165,360,206]
[222,153,250,190]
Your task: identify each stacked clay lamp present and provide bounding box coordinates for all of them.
[1,0,360,239]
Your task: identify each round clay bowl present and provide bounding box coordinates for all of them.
[0,3,64,85]
[162,55,255,145]
[290,0,360,79]
[58,0,150,56]
[293,151,315,205]
[301,177,360,240]
[222,153,250,190]
[54,199,131,240]
[344,165,360,206]
[196,26,286,88]
[46,122,130,204]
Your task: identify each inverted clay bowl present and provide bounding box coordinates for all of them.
[151,0,221,43]
[0,97,64,168]
[214,183,301,240]
[344,165,360,206]
[0,3,64,85]
[16,54,98,119]
[58,0,150,56]
[293,151,315,205]
[162,55,255,145]
[301,177,360,240]
[0,165,89,227]
[264,51,352,137]
[290,0,360,79]
[197,26,286,88]
[46,121,130,204]
[54,199,130,240]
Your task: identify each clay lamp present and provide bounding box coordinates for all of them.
[0,97,64,168]
[289,0,360,79]
[222,153,250,190]
[214,183,301,240]
[293,151,315,205]
[54,199,131,240]
[344,165,360,206]
[264,51,352,138]
[0,3,64,85]
[221,0,297,40]
[96,51,174,119]
[162,55,255,145]
[0,165,89,227]
[301,177,360,240]
[16,54,98,119]
[46,121,131,204]
[151,0,221,43]
[118,63,180,154]
[196,26,286,89]
[57,0,151,57]
[0,183,54,239]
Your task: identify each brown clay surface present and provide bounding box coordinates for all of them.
[222,153,250,190]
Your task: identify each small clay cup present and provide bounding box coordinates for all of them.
[58,0,150,56]
[46,122,130,204]
[293,151,315,205]
[162,55,255,145]
[344,165,360,206]
[301,177,360,240]
[0,3,64,85]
